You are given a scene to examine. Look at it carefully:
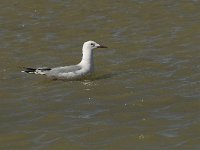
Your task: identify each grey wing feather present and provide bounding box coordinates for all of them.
[48,65,81,75]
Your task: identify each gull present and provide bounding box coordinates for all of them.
[22,40,107,80]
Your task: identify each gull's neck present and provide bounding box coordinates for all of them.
[79,47,94,70]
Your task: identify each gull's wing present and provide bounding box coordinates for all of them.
[47,65,81,76]
[51,65,81,73]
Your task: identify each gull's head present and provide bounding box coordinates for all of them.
[82,40,107,51]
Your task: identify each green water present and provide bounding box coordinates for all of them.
[0,1,200,150]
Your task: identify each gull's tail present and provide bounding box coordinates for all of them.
[21,67,51,75]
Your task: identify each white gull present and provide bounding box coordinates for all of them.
[22,40,107,80]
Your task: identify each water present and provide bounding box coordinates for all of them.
[0,0,200,149]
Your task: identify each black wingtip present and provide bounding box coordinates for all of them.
[21,67,36,74]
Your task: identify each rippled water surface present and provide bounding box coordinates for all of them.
[0,0,200,150]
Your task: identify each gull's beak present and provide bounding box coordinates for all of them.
[97,45,108,48]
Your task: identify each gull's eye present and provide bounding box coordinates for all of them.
[91,43,95,46]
